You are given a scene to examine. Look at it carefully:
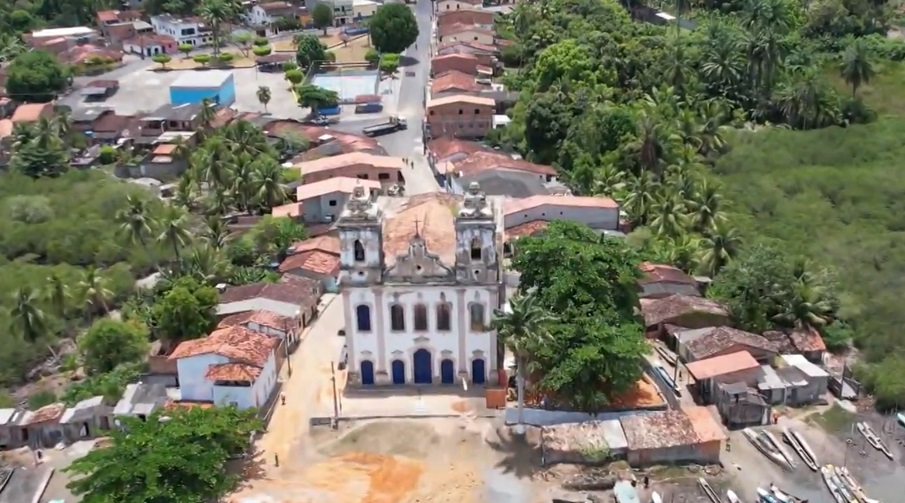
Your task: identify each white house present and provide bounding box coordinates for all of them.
[436,0,484,11]
[321,0,354,25]
[437,24,495,45]
[352,0,379,20]
[338,183,502,388]
[248,1,298,35]
[150,14,212,47]
[168,326,280,409]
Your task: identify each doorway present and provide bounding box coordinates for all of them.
[440,359,455,384]
[392,359,406,384]
[360,360,374,385]
[413,349,432,384]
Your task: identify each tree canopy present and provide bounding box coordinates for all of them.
[512,221,648,411]
[4,50,68,102]
[79,318,149,374]
[368,3,418,54]
[65,406,261,503]
[295,34,327,69]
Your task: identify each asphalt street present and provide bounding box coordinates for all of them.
[330,0,440,195]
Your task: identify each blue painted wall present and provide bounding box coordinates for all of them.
[170,73,236,107]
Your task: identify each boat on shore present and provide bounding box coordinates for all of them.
[897,412,905,429]
[743,428,795,470]
[834,466,876,503]
[782,426,818,471]
[763,430,797,469]
[822,465,846,503]
[857,422,894,460]
[651,491,663,503]
[770,484,809,503]
[698,478,721,503]
[757,488,782,503]
[727,489,743,503]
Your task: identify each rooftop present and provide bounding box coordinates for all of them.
[780,354,830,378]
[205,362,262,382]
[437,8,494,25]
[379,193,465,268]
[503,195,618,215]
[427,136,494,160]
[271,202,303,218]
[431,70,487,94]
[685,351,760,380]
[685,326,776,360]
[292,152,405,175]
[11,103,52,123]
[171,69,232,88]
[257,1,296,13]
[437,40,498,53]
[450,151,555,177]
[219,276,320,305]
[146,102,203,122]
[428,94,495,108]
[505,220,548,239]
[620,406,725,450]
[218,309,297,332]
[60,395,106,424]
[438,22,494,38]
[641,294,728,327]
[22,402,66,426]
[278,250,340,276]
[542,419,628,453]
[638,262,696,285]
[288,234,341,255]
[168,325,279,365]
[113,382,168,416]
[789,327,826,353]
[296,177,381,201]
[31,26,96,38]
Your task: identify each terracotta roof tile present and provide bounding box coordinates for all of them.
[684,351,760,380]
[271,202,303,218]
[292,152,405,175]
[621,409,699,450]
[437,8,494,27]
[453,152,556,178]
[218,310,296,332]
[168,326,279,365]
[790,327,826,352]
[289,234,341,255]
[638,262,696,285]
[382,193,462,268]
[437,41,498,53]
[431,70,487,94]
[427,137,493,161]
[11,103,52,123]
[641,294,728,327]
[279,250,340,275]
[205,362,262,382]
[428,94,494,108]
[97,10,120,22]
[296,177,381,201]
[0,119,13,139]
[24,402,66,425]
[685,326,776,360]
[505,220,548,240]
[438,22,493,38]
[219,277,319,305]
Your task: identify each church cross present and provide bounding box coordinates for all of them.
[413,216,422,237]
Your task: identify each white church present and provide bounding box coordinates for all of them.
[337,182,503,387]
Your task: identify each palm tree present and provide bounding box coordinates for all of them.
[628,112,681,177]
[772,282,834,331]
[10,287,47,344]
[697,222,742,277]
[44,274,70,319]
[198,0,233,55]
[492,292,555,435]
[116,195,156,248]
[623,170,658,225]
[157,207,193,262]
[231,159,256,213]
[775,70,841,130]
[649,193,689,238]
[688,179,726,232]
[257,86,272,112]
[79,267,113,316]
[253,159,287,209]
[199,97,217,129]
[593,164,625,198]
[202,216,231,249]
[840,38,874,98]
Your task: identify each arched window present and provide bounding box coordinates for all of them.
[353,240,365,262]
[414,303,428,331]
[470,237,482,261]
[469,303,485,331]
[390,304,405,331]
[356,305,371,332]
[436,303,452,331]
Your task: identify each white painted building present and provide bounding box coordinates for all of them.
[150,14,213,47]
[168,326,280,409]
[436,0,484,11]
[338,183,503,387]
[352,0,379,19]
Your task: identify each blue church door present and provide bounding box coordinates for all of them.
[471,358,486,385]
[392,360,406,384]
[360,361,374,385]
[440,359,455,384]
[413,349,432,384]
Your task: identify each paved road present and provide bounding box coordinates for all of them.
[330,0,440,195]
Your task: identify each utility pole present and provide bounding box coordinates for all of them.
[331,361,339,429]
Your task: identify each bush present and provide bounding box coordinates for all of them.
[364,48,379,65]
[217,53,235,64]
[285,68,304,84]
[178,43,193,55]
[28,389,57,409]
[281,60,298,72]
[252,45,273,57]
[253,36,269,47]
[193,54,211,65]
[99,145,117,164]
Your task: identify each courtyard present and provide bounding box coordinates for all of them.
[310,69,380,103]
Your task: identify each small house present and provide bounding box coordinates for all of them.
[680,326,777,364]
[620,406,725,466]
[0,408,29,448]
[684,351,761,404]
[716,382,770,428]
[641,294,729,339]
[113,382,170,423]
[60,396,113,442]
[20,403,66,447]
[777,354,830,405]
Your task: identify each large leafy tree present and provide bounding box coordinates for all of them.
[5,50,68,102]
[151,277,219,347]
[65,406,261,503]
[79,319,149,374]
[312,3,333,35]
[296,84,339,112]
[512,221,648,411]
[295,34,327,69]
[368,3,419,54]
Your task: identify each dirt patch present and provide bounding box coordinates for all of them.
[329,36,372,64]
[451,400,473,414]
[322,421,441,459]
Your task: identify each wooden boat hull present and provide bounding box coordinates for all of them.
[727,489,742,503]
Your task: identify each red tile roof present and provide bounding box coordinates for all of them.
[641,295,729,327]
[685,351,760,380]
[638,262,696,285]
[218,310,296,333]
[278,250,340,276]
[505,220,548,240]
[790,327,826,352]
[168,326,278,365]
[11,103,52,123]
[439,23,494,38]
[219,277,320,305]
[685,326,777,361]
[289,234,341,255]
[24,403,66,425]
[431,70,487,94]
[205,362,262,382]
[97,10,120,22]
[427,137,493,161]
[503,195,619,215]
[451,152,556,177]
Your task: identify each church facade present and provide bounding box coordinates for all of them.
[337,182,503,387]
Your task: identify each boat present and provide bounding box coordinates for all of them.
[770,484,810,503]
[763,430,797,469]
[822,465,846,503]
[727,489,743,503]
[897,412,904,428]
[782,427,818,471]
[651,492,663,503]
[757,488,781,503]
[792,430,819,470]
[857,422,894,460]
[835,466,872,503]
[698,478,721,503]
[743,428,795,470]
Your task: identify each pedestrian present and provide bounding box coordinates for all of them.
[643,475,649,489]
[410,160,414,168]
[280,393,286,406]
[726,438,731,452]
[274,453,280,467]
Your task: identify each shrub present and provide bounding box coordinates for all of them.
[253,36,269,47]
[364,48,379,65]
[217,53,235,64]
[252,45,273,57]
[193,54,211,65]
[281,60,298,72]
[99,145,117,164]
[285,68,304,84]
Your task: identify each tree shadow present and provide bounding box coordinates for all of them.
[484,424,543,480]
[399,55,419,67]
[227,448,271,489]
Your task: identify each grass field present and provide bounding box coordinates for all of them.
[826,60,905,116]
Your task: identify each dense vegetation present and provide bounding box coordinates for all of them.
[495,0,905,407]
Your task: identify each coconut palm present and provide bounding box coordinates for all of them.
[697,221,742,277]
[79,267,113,316]
[772,281,834,331]
[198,0,234,55]
[649,193,689,238]
[116,195,156,248]
[10,287,47,344]
[839,38,874,98]
[202,216,231,249]
[593,163,625,198]
[257,86,272,112]
[492,292,556,435]
[688,179,726,232]
[253,159,287,209]
[199,97,218,128]
[231,159,256,213]
[622,170,658,225]
[157,207,193,262]
[44,274,70,319]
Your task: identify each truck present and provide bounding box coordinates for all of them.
[362,116,407,137]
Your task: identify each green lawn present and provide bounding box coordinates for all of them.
[826,60,905,117]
